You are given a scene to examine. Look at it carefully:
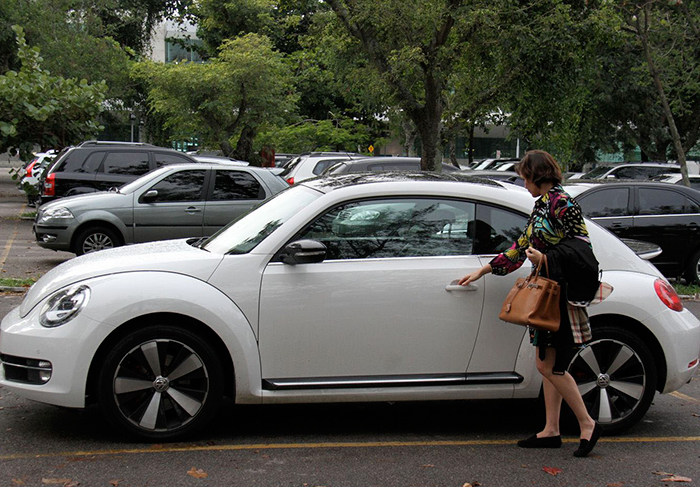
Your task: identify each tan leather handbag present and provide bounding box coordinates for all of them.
[498,255,561,332]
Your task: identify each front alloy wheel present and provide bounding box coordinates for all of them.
[567,326,657,434]
[98,326,224,440]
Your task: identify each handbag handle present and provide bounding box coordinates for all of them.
[531,253,551,278]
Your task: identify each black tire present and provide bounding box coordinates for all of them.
[566,325,657,435]
[97,325,224,441]
[74,225,121,256]
[684,248,700,285]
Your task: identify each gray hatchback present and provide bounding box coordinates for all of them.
[34,162,288,255]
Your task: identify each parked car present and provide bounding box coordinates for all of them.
[20,152,56,206]
[652,173,700,191]
[279,152,363,184]
[579,162,699,181]
[191,155,248,166]
[464,170,524,187]
[322,156,460,175]
[40,141,199,205]
[470,158,520,171]
[566,181,700,283]
[34,162,287,255]
[3,172,698,441]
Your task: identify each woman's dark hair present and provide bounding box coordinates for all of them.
[517,150,562,186]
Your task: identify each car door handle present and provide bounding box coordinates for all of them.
[446,280,478,292]
[611,222,628,230]
[185,207,202,214]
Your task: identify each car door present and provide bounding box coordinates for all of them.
[258,197,487,386]
[575,186,634,239]
[632,187,700,275]
[202,169,267,236]
[133,169,208,243]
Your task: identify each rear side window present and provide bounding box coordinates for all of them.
[54,149,88,172]
[473,204,527,254]
[576,188,631,217]
[639,188,687,215]
[82,151,106,173]
[313,158,346,175]
[211,170,264,200]
[154,152,194,167]
[102,152,150,176]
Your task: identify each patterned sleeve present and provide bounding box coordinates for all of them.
[553,193,589,239]
[488,227,530,276]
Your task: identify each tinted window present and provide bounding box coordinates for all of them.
[211,170,264,200]
[102,152,150,176]
[637,166,675,179]
[639,188,686,215]
[614,167,636,179]
[473,205,527,254]
[313,158,346,175]
[147,170,206,202]
[56,149,88,172]
[576,188,630,217]
[154,152,194,167]
[367,163,419,171]
[82,151,105,173]
[297,198,475,260]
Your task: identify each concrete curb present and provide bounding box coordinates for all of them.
[0,287,29,293]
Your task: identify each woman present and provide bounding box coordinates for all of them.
[459,150,602,457]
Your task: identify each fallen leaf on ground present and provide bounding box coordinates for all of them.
[187,467,208,479]
[64,482,80,487]
[109,481,121,486]
[692,413,699,417]
[660,476,692,483]
[653,471,675,476]
[421,464,435,468]
[543,467,563,476]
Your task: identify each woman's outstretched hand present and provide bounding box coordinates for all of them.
[458,264,492,286]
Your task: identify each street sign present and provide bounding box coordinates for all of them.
[368,145,374,153]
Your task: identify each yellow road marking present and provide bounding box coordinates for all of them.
[0,437,699,461]
[0,203,26,271]
[670,391,700,403]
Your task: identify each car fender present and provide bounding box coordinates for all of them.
[82,271,262,404]
[72,210,132,244]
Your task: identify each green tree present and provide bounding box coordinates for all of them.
[0,26,107,161]
[133,33,295,161]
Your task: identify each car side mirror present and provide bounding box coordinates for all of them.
[142,189,159,202]
[280,239,327,265]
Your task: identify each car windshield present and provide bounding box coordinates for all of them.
[582,166,612,178]
[201,185,321,254]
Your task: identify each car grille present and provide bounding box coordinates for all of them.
[0,354,52,385]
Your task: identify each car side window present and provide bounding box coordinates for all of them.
[81,151,106,173]
[614,167,636,179]
[313,159,345,175]
[146,170,206,202]
[472,204,527,254]
[154,152,194,167]
[211,170,264,200]
[639,188,686,215]
[296,198,475,259]
[576,188,630,217]
[102,152,151,176]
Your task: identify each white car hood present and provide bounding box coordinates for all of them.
[20,239,224,317]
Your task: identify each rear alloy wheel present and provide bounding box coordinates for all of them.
[567,326,657,435]
[74,226,120,255]
[97,325,224,441]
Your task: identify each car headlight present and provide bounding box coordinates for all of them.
[40,285,91,328]
[37,207,74,224]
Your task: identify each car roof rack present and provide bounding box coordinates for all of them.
[78,140,156,147]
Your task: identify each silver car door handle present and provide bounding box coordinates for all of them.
[185,207,202,214]
[446,279,478,292]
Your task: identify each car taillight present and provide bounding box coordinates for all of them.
[286,177,294,185]
[43,173,55,197]
[26,161,36,177]
[654,279,683,312]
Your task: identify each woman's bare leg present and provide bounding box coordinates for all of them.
[537,347,596,440]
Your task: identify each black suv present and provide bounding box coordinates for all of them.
[41,141,198,204]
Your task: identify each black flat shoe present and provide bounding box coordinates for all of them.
[574,422,603,457]
[517,434,562,448]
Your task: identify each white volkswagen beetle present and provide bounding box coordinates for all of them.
[2,173,699,441]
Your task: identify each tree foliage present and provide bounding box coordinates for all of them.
[0,26,107,161]
[133,33,295,161]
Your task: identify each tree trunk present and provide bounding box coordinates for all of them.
[638,8,690,186]
[468,124,475,164]
[235,124,256,164]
